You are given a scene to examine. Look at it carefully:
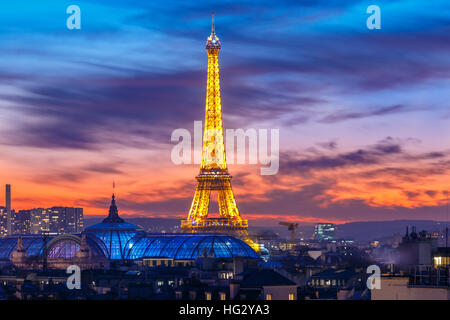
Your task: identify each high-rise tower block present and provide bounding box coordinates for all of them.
[6,184,11,236]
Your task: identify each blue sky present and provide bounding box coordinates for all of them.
[0,0,449,223]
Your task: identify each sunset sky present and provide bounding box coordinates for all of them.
[0,0,449,225]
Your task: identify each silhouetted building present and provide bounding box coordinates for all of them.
[307,268,358,289]
[314,223,336,241]
[48,207,83,234]
[232,269,297,300]
[27,208,49,234]
[397,227,434,268]
[5,184,11,235]
[0,207,8,237]
[13,210,31,234]
[433,247,450,268]
[15,207,83,235]
[372,275,450,300]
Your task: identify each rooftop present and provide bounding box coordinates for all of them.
[238,269,296,287]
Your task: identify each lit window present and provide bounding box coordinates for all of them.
[288,293,295,300]
[434,257,442,266]
[219,292,226,300]
[206,292,212,300]
[266,293,272,300]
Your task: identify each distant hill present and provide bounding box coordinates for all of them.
[251,220,447,242]
[83,217,447,242]
[84,216,180,232]
[335,220,447,242]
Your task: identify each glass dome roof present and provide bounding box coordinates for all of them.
[126,233,258,260]
[0,235,49,260]
[84,194,143,260]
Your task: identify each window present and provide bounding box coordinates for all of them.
[434,256,442,266]
[175,291,182,300]
[206,292,212,300]
[288,293,295,300]
[219,292,226,300]
[266,293,272,300]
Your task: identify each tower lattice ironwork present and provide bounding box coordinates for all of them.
[181,14,252,243]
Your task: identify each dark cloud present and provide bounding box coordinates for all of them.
[359,165,446,184]
[82,162,124,174]
[319,104,408,123]
[0,0,449,224]
[403,191,421,201]
[0,70,203,149]
[0,60,322,150]
[237,183,450,222]
[78,194,192,216]
[31,171,86,185]
[1,1,449,150]
[425,190,437,198]
[280,137,402,174]
[317,141,338,150]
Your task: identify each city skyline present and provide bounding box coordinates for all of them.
[0,0,449,224]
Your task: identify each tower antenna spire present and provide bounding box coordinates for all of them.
[211,12,215,35]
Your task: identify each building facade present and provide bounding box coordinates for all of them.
[12,207,83,235]
[0,207,9,237]
[314,223,336,241]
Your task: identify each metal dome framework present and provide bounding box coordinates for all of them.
[125,233,258,260]
[84,225,142,260]
[46,234,105,259]
[83,193,144,260]
[0,234,108,261]
[0,235,46,260]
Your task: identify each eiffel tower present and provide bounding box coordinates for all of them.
[181,14,250,241]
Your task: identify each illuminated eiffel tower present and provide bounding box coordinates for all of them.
[181,14,252,244]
